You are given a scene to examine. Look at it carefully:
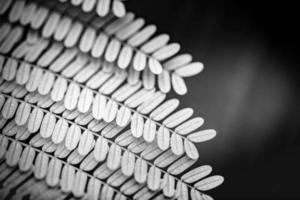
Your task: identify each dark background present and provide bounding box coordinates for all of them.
[126,1,300,199]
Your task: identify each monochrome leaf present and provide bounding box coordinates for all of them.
[187,129,217,143]
[194,175,224,191]
[184,139,199,160]
[94,136,109,162]
[121,150,135,177]
[107,143,122,170]
[65,124,81,151]
[18,145,35,172]
[147,165,161,191]
[181,165,213,183]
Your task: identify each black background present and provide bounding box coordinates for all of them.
[126,1,300,199]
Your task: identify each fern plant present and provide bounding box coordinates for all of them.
[0,0,224,199]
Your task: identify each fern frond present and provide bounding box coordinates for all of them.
[0,0,204,95]
[0,54,216,158]
[0,92,224,199]
[0,134,128,199]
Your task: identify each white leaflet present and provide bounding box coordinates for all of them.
[100,184,114,200]
[3,58,17,81]
[127,65,140,85]
[0,26,23,54]
[143,118,156,143]
[112,0,126,18]
[52,118,68,144]
[96,0,110,17]
[187,129,217,143]
[117,45,133,69]
[105,38,121,62]
[80,153,98,171]
[116,18,145,41]
[133,51,146,71]
[176,181,189,200]
[184,139,199,160]
[147,165,161,191]
[93,163,115,180]
[78,130,95,156]
[171,133,184,156]
[107,143,122,170]
[142,66,155,89]
[54,16,72,41]
[175,117,205,136]
[116,105,131,127]
[27,107,44,133]
[111,82,141,102]
[162,173,175,198]
[86,177,102,200]
[46,158,62,187]
[137,91,166,114]
[175,62,204,77]
[115,130,135,146]
[92,93,106,120]
[38,72,55,95]
[79,27,96,53]
[18,146,35,172]
[40,112,56,138]
[157,126,170,151]
[50,48,78,72]
[2,97,18,119]
[6,140,22,167]
[107,169,127,187]
[91,33,108,58]
[16,62,31,85]
[133,187,154,200]
[72,171,87,197]
[163,54,192,71]
[94,136,109,162]
[15,102,31,126]
[150,98,180,121]
[64,22,83,48]
[131,112,144,138]
[154,149,179,168]
[128,24,157,47]
[82,0,96,12]
[34,152,49,180]
[125,88,155,108]
[64,82,81,111]
[105,13,135,35]
[181,165,212,183]
[167,156,196,175]
[101,122,124,138]
[158,70,171,93]
[172,73,187,95]
[60,165,75,193]
[77,88,93,113]
[0,135,8,160]
[0,24,11,43]
[121,150,135,177]
[148,57,163,75]
[134,158,147,184]
[42,12,61,38]
[37,43,63,67]
[141,34,170,54]
[163,108,194,128]
[194,175,224,191]
[153,43,181,61]
[8,1,24,23]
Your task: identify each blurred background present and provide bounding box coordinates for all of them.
[127,0,300,199]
